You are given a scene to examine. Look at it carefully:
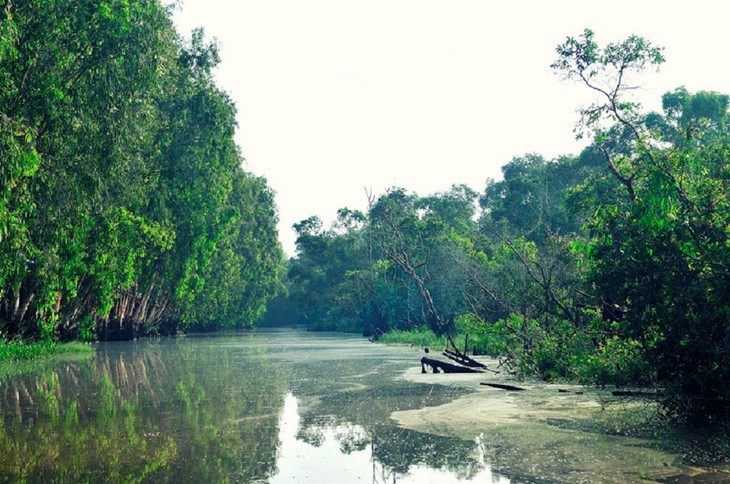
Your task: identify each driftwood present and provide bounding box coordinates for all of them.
[442,349,487,369]
[421,357,483,374]
[480,382,527,391]
[611,390,660,398]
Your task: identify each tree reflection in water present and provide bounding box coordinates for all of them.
[0,332,505,483]
[273,392,496,483]
[0,338,287,482]
[279,356,504,483]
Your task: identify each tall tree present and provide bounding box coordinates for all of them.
[554,29,730,424]
[0,1,282,341]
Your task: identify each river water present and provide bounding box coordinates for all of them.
[0,329,727,482]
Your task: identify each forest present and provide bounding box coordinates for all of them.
[0,0,282,341]
[1,0,728,429]
[269,30,730,425]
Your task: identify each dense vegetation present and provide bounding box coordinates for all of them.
[0,0,282,343]
[270,30,730,425]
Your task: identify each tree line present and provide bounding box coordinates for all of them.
[0,0,282,340]
[270,30,730,425]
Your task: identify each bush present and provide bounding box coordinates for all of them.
[574,336,653,387]
[456,312,654,386]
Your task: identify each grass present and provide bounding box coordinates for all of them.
[376,326,453,350]
[0,340,94,381]
[0,339,93,363]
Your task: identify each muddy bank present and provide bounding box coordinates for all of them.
[393,365,730,483]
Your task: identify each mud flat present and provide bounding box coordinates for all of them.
[393,365,730,483]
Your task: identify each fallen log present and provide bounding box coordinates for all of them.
[442,349,487,369]
[421,357,483,374]
[480,382,527,391]
[611,390,660,398]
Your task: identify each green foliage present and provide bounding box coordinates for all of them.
[578,142,730,423]
[0,0,281,340]
[284,209,370,332]
[574,335,652,387]
[552,28,664,140]
[0,339,92,362]
[555,30,730,425]
[654,87,730,143]
[272,185,481,335]
[480,154,590,242]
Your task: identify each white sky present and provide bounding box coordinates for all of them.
[172,0,730,256]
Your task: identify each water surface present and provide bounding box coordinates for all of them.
[0,329,727,482]
[0,330,499,482]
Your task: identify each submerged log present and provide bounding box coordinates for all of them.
[480,382,527,391]
[421,357,483,374]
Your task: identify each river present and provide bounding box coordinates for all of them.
[0,329,727,482]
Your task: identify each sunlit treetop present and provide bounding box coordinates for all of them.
[551,28,665,138]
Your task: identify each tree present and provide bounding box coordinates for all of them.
[368,187,478,346]
[480,153,590,243]
[284,212,370,332]
[0,1,282,341]
[646,86,729,144]
[554,29,730,424]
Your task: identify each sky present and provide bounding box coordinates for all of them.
[172,0,730,256]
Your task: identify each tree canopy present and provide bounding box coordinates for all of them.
[0,0,282,340]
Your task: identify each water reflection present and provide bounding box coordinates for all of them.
[273,393,506,484]
[0,338,287,482]
[0,332,501,483]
